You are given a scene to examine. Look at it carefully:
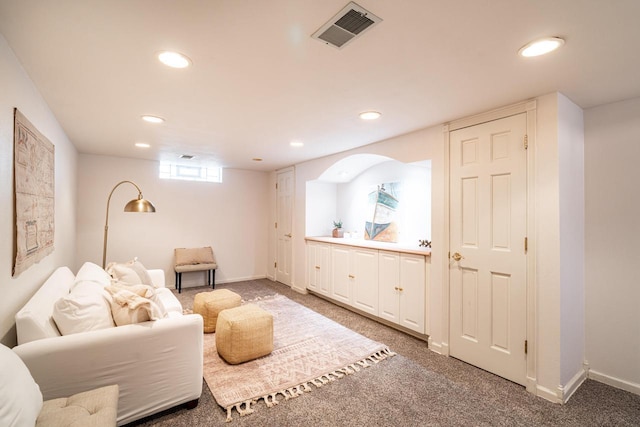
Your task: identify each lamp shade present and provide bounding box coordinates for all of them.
[124,197,156,213]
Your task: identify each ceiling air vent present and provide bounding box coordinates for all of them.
[312,2,382,49]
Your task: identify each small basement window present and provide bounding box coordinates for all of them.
[159,163,223,183]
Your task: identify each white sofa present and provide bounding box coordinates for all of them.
[12,262,204,426]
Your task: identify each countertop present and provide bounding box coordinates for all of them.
[305,236,431,256]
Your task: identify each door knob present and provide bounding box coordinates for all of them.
[452,252,463,261]
[285,233,292,238]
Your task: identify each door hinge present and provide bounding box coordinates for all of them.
[274,262,277,268]
[524,134,529,150]
[275,222,277,229]
[524,340,528,355]
[524,237,528,253]
[276,182,278,189]
[448,251,450,259]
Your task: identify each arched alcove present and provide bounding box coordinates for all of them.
[306,154,432,245]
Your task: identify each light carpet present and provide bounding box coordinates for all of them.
[203,295,395,422]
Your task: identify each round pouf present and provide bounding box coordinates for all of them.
[193,289,241,333]
[216,304,274,365]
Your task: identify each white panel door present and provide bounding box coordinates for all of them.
[449,113,528,386]
[378,250,400,324]
[331,245,351,305]
[351,247,379,316]
[276,170,293,286]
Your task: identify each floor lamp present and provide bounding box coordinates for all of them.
[103,180,156,268]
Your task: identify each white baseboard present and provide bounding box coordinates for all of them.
[179,274,268,289]
[561,368,588,403]
[535,384,563,404]
[428,338,449,356]
[588,369,640,396]
[217,274,267,284]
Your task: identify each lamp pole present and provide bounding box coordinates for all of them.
[102,180,156,268]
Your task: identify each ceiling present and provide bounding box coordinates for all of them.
[1,0,639,172]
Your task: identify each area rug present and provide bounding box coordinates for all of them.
[203,294,395,422]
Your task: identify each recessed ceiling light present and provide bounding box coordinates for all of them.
[252,158,263,162]
[158,51,192,68]
[179,154,194,160]
[359,111,381,120]
[141,115,165,124]
[135,142,150,148]
[519,37,565,57]
[290,141,304,147]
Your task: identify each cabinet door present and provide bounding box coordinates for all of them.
[378,251,400,324]
[331,245,351,305]
[307,243,319,291]
[351,247,378,316]
[399,253,425,333]
[316,243,331,296]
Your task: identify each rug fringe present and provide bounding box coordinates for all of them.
[223,347,395,422]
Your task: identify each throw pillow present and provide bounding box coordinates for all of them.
[73,261,112,289]
[105,286,165,326]
[52,282,115,335]
[0,344,43,427]
[106,257,153,287]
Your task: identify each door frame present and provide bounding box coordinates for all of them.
[275,166,295,287]
[442,99,538,394]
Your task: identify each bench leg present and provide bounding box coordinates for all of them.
[211,269,216,289]
[177,272,182,293]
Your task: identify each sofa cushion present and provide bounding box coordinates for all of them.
[106,258,153,287]
[0,344,43,427]
[52,282,115,335]
[36,384,118,427]
[105,286,165,326]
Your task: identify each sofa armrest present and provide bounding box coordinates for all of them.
[147,269,165,288]
[13,314,203,426]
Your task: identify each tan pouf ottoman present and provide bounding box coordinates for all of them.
[216,304,274,365]
[193,289,241,333]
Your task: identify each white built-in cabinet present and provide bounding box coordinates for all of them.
[378,251,425,333]
[306,240,331,296]
[331,245,379,316]
[306,239,429,335]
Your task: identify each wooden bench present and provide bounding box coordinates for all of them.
[174,246,217,293]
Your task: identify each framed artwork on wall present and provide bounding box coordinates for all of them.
[13,108,55,277]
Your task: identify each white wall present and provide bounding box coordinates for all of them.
[584,96,640,394]
[0,34,77,346]
[534,93,586,401]
[76,154,270,288]
[558,93,585,389]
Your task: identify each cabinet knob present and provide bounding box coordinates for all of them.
[394,286,399,291]
[315,265,320,269]
[398,287,404,292]
[348,274,355,279]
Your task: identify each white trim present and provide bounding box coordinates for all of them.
[428,337,444,354]
[441,124,451,357]
[217,275,267,284]
[447,100,534,131]
[588,369,640,396]
[535,384,563,404]
[525,101,538,389]
[560,368,588,403]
